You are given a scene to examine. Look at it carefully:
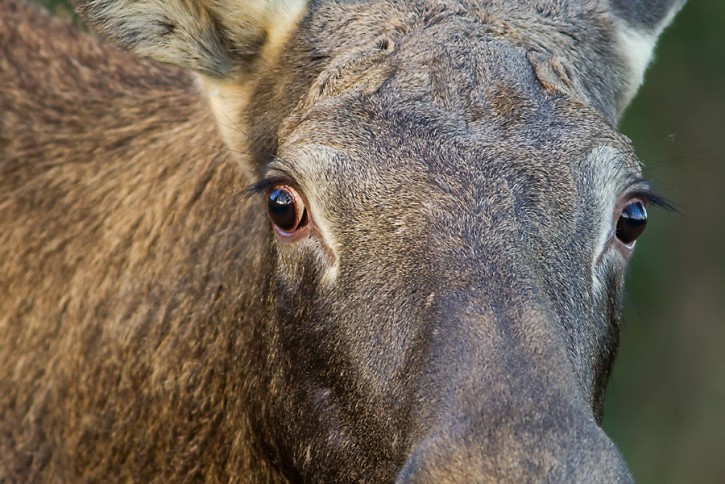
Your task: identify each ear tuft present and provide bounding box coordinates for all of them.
[72,0,308,77]
[609,0,687,32]
[609,0,687,111]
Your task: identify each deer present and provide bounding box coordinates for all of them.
[0,0,685,481]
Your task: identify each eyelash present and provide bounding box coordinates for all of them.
[242,175,296,198]
[624,179,675,213]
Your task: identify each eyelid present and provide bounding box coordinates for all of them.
[622,179,676,212]
[241,169,300,199]
[243,176,289,197]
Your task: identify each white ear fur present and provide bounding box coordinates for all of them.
[74,0,308,77]
[613,4,683,109]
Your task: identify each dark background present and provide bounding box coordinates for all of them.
[31,1,725,482]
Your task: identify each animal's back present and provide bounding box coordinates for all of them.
[0,1,274,480]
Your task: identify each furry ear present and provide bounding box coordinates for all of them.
[609,0,687,108]
[72,0,308,77]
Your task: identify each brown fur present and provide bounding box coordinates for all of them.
[0,3,280,480]
[1,0,685,481]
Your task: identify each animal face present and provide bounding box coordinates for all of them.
[8,0,683,480]
[240,16,649,479]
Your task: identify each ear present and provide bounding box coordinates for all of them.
[608,0,687,111]
[72,0,308,78]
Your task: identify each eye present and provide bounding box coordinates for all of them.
[615,199,647,246]
[267,185,307,234]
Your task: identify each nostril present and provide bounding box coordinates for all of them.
[396,429,633,483]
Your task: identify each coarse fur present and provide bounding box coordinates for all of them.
[0,0,685,481]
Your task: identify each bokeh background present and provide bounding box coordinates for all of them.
[602,3,725,482]
[30,1,725,482]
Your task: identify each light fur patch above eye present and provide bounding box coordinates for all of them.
[588,144,673,297]
[588,146,637,296]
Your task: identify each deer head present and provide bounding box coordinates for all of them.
[64,0,686,480]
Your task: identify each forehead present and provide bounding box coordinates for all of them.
[275,36,639,196]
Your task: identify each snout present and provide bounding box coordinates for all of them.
[392,297,632,483]
[396,417,632,483]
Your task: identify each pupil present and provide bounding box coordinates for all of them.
[622,201,647,226]
[616,201,647,245]
[268,188,297,231]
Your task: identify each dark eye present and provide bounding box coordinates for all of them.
[267,185,307,234]
[616,200,647,245]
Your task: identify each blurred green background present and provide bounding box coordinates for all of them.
[30,1,725,482]
[602,3,725,482]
